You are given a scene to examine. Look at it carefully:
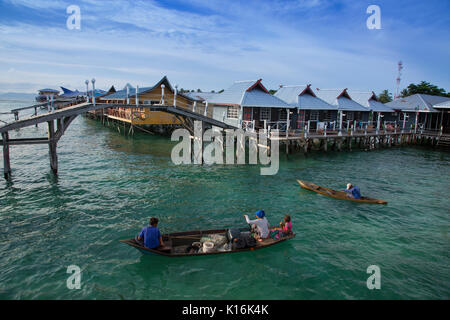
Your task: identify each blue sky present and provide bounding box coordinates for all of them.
[0,0,449,94]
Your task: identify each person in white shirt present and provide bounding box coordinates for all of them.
[243,210,270,241]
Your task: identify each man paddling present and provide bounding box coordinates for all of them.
[138,217,165,249]
[345,183,362,199]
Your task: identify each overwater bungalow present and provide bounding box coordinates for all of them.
[385,94,450,131]
[274,84,338,132]
[314,88,371,131]
[209,79,293,131]
[347,90,397,131]
[97,76,202,128]
[433,100,450,133]
[35,88,59,102]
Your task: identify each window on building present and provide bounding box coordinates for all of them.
[279,109,287,121]
[260,108,271,121]
[310,110,319,121]
[143,100,160,105]
[400,113,409,121]
[227,106,239,119]
[346,112,354,121]
[323,110,333,122]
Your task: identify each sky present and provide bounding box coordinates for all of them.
[0,0,449,95]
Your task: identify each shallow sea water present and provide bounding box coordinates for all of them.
[0,100,449,299]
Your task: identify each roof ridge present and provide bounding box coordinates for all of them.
[234,80,257,83]
[280,85,308,88]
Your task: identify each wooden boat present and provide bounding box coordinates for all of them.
[297,180,387,204]
[120,228,295,257]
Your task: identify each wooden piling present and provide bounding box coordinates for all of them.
[2,132,11,180]
[47,121,58,175]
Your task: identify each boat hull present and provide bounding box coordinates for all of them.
[297,180,387,204]
[121,228,295,257]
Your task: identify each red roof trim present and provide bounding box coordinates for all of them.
[299,84,317,97]
[246,79,269,94]
[337,88,350,99]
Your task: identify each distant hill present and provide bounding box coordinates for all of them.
[0,92,36,101]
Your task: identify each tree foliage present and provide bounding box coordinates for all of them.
[377,89,393,103]
[400,81,449,97]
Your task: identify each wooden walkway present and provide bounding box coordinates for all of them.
[0,102,236,180]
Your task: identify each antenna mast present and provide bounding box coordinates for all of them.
[395,61,403,100]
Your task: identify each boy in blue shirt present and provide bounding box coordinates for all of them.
[345,183,362,199]
[138,217,165,249]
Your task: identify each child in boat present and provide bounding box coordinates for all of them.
[137,217,165,249]
[270,215,292,239]
[345,183,362,199]
[243,210,270,242]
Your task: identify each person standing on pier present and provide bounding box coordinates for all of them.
[345,183,362,199]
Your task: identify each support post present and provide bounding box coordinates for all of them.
[161,84,165,105]
[377,112,381,134]
[2,132,11,180]
[136,85,139,106]
[204,101,208,116]
[47,120,58,175]
[174,85,178,108]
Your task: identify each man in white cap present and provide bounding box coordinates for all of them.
[345,183,362,199]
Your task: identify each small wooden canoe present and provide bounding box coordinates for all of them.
[120,228,295,257]
[297,180,387,204]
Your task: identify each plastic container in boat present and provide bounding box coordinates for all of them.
[202,241,215,253]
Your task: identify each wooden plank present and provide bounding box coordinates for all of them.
[0,138,49,146]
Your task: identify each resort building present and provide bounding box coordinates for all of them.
[385,94,450,132]
[97,76,202,127]
[347,90,397,131]
[208,79,292,131]
[35,88,60,102]
[313,88,371,131]
[274,84,338,132]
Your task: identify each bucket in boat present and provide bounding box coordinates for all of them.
[202,241,215,253]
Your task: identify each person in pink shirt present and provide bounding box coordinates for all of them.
[271,215,292,239]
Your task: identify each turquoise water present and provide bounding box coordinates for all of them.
[0,101,449,299]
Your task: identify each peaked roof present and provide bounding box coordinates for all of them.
[275,85,337,110]
[60,87,81,98]
[208,79,291,108]
[314,88,369,112]
[101,76,174,100]
[347,90,395,113]
[385,94,450,112]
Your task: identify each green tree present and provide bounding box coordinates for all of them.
[268,89,277,95]
[400,81,449,97]
[378,89,393,103]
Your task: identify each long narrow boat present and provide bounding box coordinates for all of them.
[297,180,387,204]
[120,228,295,257]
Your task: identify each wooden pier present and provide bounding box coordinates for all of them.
[0,101,236,180]
[270,128,448,154]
